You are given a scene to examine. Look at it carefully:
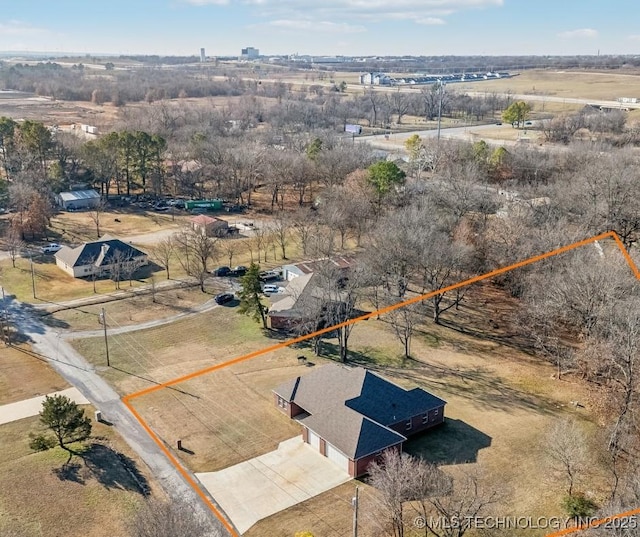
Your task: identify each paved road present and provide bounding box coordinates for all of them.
[2,290,230,536]
[357,123,520,153]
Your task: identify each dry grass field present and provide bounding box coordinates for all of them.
[49,209,185,244]
[49,286,216,331]
[0,344,69,405]
[0,414,157,537]
[458,69,640,102]
[70,306,283,394]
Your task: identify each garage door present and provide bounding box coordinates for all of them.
[326,443,350,473]
[307,429,321,450]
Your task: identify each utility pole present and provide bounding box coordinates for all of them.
[30,255,36,299]
[1,287,9,346]
[100,307,110,367]
[352,485,359,537]
[436,80,445,143]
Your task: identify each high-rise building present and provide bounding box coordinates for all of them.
[240,47,259,60]
[200,48,206,62]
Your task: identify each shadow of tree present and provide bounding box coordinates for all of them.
[404,419,492,465]
[53,443,150,496]
[53,460,85,484]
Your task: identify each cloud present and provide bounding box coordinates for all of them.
[183,0,502,25]
[627,35,640,41]
[260,19,366,33]
[181,0,229,4]
[0,20,49,36]
[558,28,598,39]
[416,17,446,25]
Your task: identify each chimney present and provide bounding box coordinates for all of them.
[101,244,109,256]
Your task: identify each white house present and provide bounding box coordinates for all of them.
[55,235,148,278]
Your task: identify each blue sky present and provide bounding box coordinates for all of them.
[1,0,639,57]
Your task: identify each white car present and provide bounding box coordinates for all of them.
[41,243,62,254]
[262,284,280,295]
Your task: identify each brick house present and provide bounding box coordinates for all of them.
[273,364,446,477]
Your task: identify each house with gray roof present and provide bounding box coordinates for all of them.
[55,235,148,278]
[273,364,446,477]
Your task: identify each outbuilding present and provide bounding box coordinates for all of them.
[57,189,101,210]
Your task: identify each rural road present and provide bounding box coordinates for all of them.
[2,290,232,537]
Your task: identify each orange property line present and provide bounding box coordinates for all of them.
[120,230,640,537]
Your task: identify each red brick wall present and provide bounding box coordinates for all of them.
[353,444,403,478]
[273,392,303,418]
[388,405,445,437]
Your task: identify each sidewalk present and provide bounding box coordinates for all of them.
[0,387,89,425]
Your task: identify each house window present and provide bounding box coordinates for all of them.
[422,413,428,424]
[434,409,439,416]
[277,396,288,409]
[405,419,412,431]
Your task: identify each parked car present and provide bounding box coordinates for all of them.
[262,284,280,295]
[212,266,231,277]
[41,243,62,254]
[214,293,234,305]
[229,266,247,277]
[259,270,280,282]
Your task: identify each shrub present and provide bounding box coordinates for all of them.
[29,433,56,452]
[562,493,598,519]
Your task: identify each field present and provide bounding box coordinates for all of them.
[49,209,185,244]
[0,414,156,537]
[456,69,640,102]
[49,286,216,331]
[0,344,69,405]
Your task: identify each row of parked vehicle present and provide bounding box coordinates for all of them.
[211,266,247,277]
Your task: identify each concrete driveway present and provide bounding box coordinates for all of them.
[196,437,352,534]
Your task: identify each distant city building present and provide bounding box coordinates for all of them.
[240,47,259,60]
[359,71,512,86]
[359,72,392,85]
[200,48,206,63]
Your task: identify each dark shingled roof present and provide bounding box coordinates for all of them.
[274,364,446,459]
[55,235,146,268]
[299,406,405,459]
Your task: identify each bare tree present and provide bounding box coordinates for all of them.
[546,418,589,497]
[89,198,108,239]
[290,208,317,256]
[129,498,220,537]
[385,299,425,361]
[175,227,218,292]
[149,236,175,280]
[221,238,243,269]
[271,211,290,260]
[4,226,24,268]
